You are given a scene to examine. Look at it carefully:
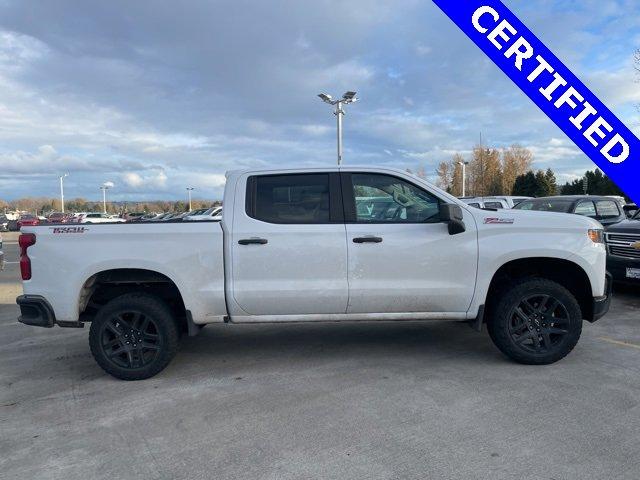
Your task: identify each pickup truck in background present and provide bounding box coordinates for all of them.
[16,166,612,380]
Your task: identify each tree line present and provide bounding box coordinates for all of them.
[0,197,221,216]
[435,144,629,200]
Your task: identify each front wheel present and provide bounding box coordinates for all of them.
[89,293,179,380]
[487,278,582,365]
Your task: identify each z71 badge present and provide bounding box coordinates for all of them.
[484,218,515,224]
[50,226,87,234]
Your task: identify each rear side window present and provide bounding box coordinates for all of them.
[247,174,332,224]
[595,200,620,218]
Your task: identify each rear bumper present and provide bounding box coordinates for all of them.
[16,295,56,328]
[590,272,613,322]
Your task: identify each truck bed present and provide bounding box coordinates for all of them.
[21,222,226,324]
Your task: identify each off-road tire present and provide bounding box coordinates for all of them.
[89,293,179,380]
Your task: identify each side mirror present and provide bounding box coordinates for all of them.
[439,203,466,235]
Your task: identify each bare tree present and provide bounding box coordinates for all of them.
[502,144,533,195]
[435,161,452,191]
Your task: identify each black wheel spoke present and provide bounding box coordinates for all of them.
[104,338,121,349]
[130,312,142,329]
[546,327,569,335]
[100,311,161,370]
[513,331,534,344]
[544,299,559,315]
[508,293,571,354]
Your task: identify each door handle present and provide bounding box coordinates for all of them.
[353,236,383,243]
[238,238,268,245]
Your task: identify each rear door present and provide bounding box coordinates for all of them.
[342,171,478,314]
[230,172,348,316]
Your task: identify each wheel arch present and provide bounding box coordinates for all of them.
[484,257,594,322]
[78,268,188,330]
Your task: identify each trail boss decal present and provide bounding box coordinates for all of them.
[50,227,87,234]
[431,0,640,204]
[484,217,515,224]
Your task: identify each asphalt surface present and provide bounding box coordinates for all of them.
[1,231,639,480]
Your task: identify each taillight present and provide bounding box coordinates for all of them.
[19,233,36,280]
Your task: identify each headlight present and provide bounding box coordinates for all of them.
[588,229,604,244]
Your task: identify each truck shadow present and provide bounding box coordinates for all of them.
[176,320,503,370]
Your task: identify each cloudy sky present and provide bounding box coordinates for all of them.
[0,0,638,201]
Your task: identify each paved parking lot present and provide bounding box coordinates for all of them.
[1,231,639,479]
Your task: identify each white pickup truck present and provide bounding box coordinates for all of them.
[16,166,612,380]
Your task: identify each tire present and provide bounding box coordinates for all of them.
[89,293,179,380]
[486,278,582,365]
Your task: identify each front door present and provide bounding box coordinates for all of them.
[230,172,348,316]
[342,171,478,314]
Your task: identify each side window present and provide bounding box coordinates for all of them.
[350,173,440,223]
[249,174,331,224]
[595,200,620,218]
[484,201,504,209]
[574,201,596,217]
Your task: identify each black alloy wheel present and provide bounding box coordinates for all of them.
[99,311,161,369]
[507,294,570,354]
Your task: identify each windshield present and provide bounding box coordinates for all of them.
[513,199,573,213]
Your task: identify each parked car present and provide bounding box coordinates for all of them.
[483,196,532,208]
[623,204,638,218]
[79,213,126,224]
[46,212,68,223]
[123,212,146,222]
[17,214,40,229]
[184,206,223,221]
[460,197,510,209]
[149,212,173,221]
[16,166,611,380]
[604,209,640,285]
[513,195,627,228]
[0,215,8,232]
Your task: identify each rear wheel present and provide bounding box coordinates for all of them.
[487,278,582,365]
[89,293,179,380]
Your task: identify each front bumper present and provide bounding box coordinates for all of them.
[16,295,56,328]
[607,254,640,285]
[590,272,613,322]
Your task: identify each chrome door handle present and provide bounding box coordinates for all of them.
[238,238,268,245]
[353,236,383,243]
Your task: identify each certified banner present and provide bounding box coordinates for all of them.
[432,0,639,204]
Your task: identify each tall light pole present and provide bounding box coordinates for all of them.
[186,187,194,211]
[59,173,69,213]
[318,91,358,165]
[100,183,112,214]
[457,160,469,197]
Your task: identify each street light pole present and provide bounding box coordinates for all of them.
[100,184,111,213]
[186,187,194,211]
[59,173,68,213]
[318,91,357,165]
[457,161,469,197]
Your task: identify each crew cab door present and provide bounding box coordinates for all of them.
[230,172,348,316]
[342,172,478,314]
